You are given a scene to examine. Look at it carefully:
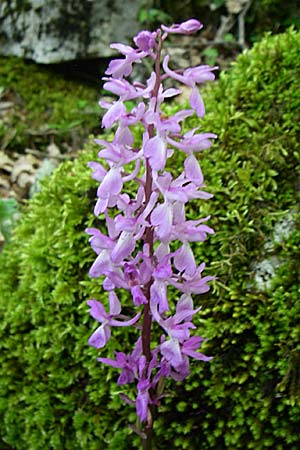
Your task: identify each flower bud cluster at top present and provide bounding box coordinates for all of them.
[86,19,217,424]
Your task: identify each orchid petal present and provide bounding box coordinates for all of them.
[160,338,183,369]
[144,135,167,171]
[89,250,112,278]
[88,161,106,181]
[87,299,107,321]
[101,101,126,128]
[94,197,109,216]
[174,244,196,276]
[136,390,149,423]
[190,85,205,117]
[111,231,135,264]
[134,30,157,51]
[98,168,123,199]
[109,291,122,315]
[88,324,111,348]
[110,311,141,327]
[150,280,169,313]
[131,285,148,306]
[151,202,173,241]
[184,154,204,184]
[161,19,203,35]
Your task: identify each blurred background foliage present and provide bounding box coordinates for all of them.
[140,0,300,39]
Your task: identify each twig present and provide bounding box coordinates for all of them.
[215,14,236,41]
[238,0,253,48]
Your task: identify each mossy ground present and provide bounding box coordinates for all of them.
[0,57,100,153]
[0,28,299,449]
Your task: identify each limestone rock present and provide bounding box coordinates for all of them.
[0,0,143,63]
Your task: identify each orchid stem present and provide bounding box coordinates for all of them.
[140,31,164,449]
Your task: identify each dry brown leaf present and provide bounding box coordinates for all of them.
[17,172,36,189]
[0,174,10,187]
[0,151,14,172]
[10,154,40,185]
[47,142,61,159]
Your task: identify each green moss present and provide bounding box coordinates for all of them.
[0,28,300,449]
[0,57,100,151]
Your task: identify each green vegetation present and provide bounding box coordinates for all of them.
[0,57,100,152]
[0,198,19,242]
[147,0,300,41]
[141,1,300,68]
[0,28,300,449]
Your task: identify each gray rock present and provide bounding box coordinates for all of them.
[0,0,143,63]
[251,209,297,292]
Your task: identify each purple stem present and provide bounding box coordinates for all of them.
[141,30,163,450]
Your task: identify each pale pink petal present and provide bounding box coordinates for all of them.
[88,161,106,182]
[174,244,196,276]
[87,299,107,321]
[89,250,112,278]
[110,43,135,54]
[163,88,182,98]
[131,285,148,306]
[114,126,134,146]
[161,19,202,35]
[162,55,188,85]
[97,168,123,199]
[136,390,149,423]
[160,338,183,369]
[133,30,157,51]
[88,324,111,348]
[110,231,135,264]
[151,202,173,241]
[103,79,130,97]
[86,228,115,253]
[184,154,203,184]
[109,291,122,315]
[97,356,124,369]
[110,311,141,327]
[94,197,109,216]
[150,280,169,313]
[182,348,213,361]
[190,85,205,117]
[105,59,132,78]
[143,135,167,171]
[101,101,126,128]
[176,294,194,315]
[184,65,217,84]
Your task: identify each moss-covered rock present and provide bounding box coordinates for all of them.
[0,57,100,152]
[0,28,299,449]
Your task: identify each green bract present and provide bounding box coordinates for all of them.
[1,28,299,449]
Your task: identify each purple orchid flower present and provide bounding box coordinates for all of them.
[150,293,201,342]
[161,19,203,35]
[167,128,217,153]
[87,292,141,349]
[133,30,157,52]
[105,45,147,79]
[98,337,143,384]
[162,55,218,117]
[86,18,217,440]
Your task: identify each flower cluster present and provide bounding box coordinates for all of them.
[87,19,217,430]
